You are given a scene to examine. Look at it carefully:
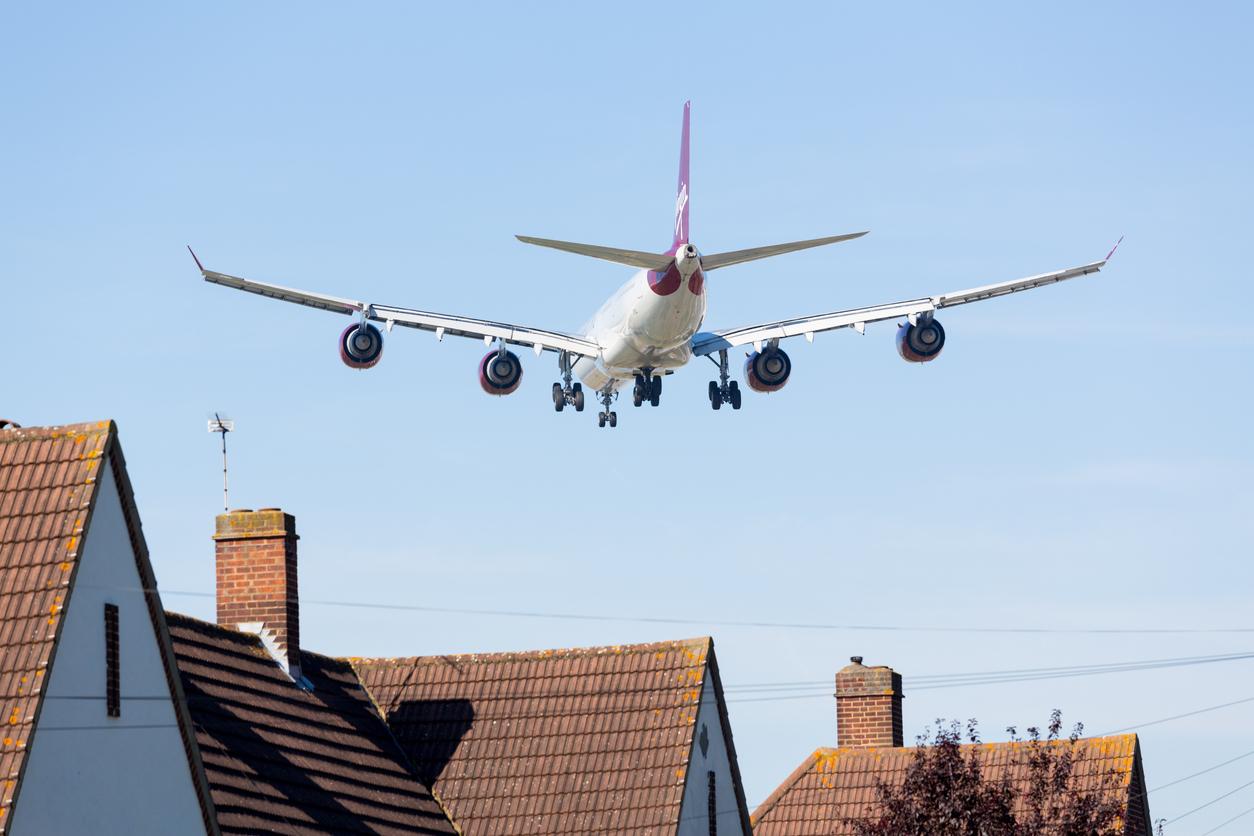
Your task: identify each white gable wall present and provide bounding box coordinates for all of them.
[677,674,747,836]
[10,462,207,836]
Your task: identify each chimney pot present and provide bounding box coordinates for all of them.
[850,655,863,665]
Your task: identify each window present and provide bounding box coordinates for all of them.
[104,603,119,717]
[707,770,717,836]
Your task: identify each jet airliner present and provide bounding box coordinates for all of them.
[192,102,1115,428]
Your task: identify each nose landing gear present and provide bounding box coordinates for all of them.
[597,385,618,429]
[707,349,741,410]
[552,351,585,412]
[632,370,663,407]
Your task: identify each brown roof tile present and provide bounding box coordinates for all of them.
[0,421,113,830]
[353,638,719,835]
[752,735,1151,836]
[167,612,456,835]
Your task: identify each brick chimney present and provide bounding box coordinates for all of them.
[214,508,301,677]
[836,656,904,748]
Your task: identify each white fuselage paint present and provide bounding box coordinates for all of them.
[571,249,707,392]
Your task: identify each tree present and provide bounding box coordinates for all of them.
[850,711,1127,836]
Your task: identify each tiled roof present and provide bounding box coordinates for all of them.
[166,612,456,835]
[353,637,731,835]
[752,735,1151,836]
[0,421,113,830]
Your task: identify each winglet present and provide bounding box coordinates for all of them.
[187,246,205,273]
[1104,235,1124,262]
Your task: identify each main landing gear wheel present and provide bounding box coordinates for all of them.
[649,375,662,407]
[708,349,739,411]
[553,352,586,414]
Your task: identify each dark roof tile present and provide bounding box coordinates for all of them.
[167,612,456,835]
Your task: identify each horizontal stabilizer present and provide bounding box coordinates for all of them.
[516,236,673,271]
[701,231,868,271]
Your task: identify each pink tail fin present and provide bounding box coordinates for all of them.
[673,101,690,248]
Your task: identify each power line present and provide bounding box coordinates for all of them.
[1167,776,1254,824]
[1151,748,1254,792]
[725,651,1254,701]
[1200,802,1254,835]
[1102,695,1254,735]
[150,589,1254,636]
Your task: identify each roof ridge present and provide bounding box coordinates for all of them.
[348,635,712,666]
[0,420,115,443]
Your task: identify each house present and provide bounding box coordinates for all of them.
[0,422,455,835]
[750,657,1153,835]
[216,504,754,835]
[352,637,752,835]
[0,420,752,834]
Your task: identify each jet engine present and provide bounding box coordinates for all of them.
[339,323,384,369]
[479,349,524,395]
[896,318,945,363]
[744,347,792,393]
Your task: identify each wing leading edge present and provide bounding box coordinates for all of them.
[193,250,602,359]
[692,259,1107,355]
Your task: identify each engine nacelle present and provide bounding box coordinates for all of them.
[744,347,792,393]
[479,349,523,395]
[339,323,384,369]
[896,318,945,363]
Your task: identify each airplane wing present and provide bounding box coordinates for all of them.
[691,259,1107,355]
[193,251,602,359]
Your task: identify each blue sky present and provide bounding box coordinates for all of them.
[4,1,1253,828]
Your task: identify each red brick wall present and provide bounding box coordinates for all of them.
[835,660,903,748]
[213,508,299,670]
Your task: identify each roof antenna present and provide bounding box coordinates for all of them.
[207,413,235,512]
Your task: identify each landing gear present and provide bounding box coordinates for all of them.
[707,350,741,411]
[632,370,664,408]
[552,352,585,413]
[597,385,618,429]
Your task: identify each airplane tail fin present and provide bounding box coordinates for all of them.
[700,231,869,271]
[673,101,690,248]
[515,236,673,271]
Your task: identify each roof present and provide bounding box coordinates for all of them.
[751,735,1151,836]
[0,421,218,833]
[0,422,111,828]
[353,636,750,835]
[166,612,456,835]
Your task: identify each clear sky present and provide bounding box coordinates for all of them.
[4,1,1253,829]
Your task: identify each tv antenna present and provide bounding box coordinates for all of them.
[207,413,235,512]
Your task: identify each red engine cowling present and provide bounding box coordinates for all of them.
[339,323,384,369]
[744,348,792,393]
[479,350,523,395]
[896,319,945,363]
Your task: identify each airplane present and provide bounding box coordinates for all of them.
[191,102,1117,429]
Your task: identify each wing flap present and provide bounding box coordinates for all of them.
[196,256,601,359]
[692,258,1107,355]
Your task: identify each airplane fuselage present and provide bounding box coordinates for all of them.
[573,244,707,392]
